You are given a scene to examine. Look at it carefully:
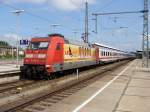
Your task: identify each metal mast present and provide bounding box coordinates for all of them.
[84,1,89,43]
[92,14,98,34]
[142,0,149,68]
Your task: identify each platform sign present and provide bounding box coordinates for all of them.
[20,39,29,45]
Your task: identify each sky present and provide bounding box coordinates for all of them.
[0,0,149,51]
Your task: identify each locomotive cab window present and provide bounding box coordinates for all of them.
[28,42,49,50]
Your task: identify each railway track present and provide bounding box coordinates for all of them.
[0,71,20,78]
[0,80,35,95]
[0,80,20,87]
[0,60,132,112]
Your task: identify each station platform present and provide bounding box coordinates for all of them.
[43,59,150,112]
[0,64,20,73]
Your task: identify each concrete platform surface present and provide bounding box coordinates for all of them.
[0,64,20,73]
[40,59,150,112]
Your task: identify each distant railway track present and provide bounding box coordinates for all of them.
[0,80,20,88]
[0,71,20,78]
[0,60,132,112]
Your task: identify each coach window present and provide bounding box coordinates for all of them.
[82,47,84,56]
[87,48,89,56]
[86,48,88,56]
[79,47,81,56]
[88,49,90,56]
[85,48,87,56]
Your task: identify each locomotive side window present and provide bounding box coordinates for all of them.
[56,43,61,50]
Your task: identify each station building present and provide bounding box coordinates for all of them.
[0,41,16,57]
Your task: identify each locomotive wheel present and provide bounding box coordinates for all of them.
[26,68,32,79]
[20,72,26,80]
[43,73,56,80]
[20,66,27,80]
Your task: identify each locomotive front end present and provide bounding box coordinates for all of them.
[20,37,51,79]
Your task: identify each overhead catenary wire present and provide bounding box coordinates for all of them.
[98,0,115,11]
[0,2,79,36]
[0,2,53,23]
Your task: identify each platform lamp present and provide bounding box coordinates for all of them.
[50,24,60,33]
[11,10,24,68]
[73,29,78,39]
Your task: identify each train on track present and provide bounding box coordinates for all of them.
[20,34,134,79]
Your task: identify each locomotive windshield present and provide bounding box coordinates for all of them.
[28,42,49,50]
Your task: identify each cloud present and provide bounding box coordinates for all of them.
[49,0,96,11]
[4,33,19,40]
[1,0,96,11]
[0,34,20,45]
[1,0,47,4]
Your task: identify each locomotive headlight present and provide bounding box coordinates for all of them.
[25,54,46,58]
[38,54,46,58]
[25,54,33,58]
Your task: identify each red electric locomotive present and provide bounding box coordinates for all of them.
[20,34,99,79]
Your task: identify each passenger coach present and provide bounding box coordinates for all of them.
[93,43,130,63]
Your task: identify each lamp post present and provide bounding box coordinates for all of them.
[8,26,15,62]
[34,27,39,36]
[73,29,78,39]
[11,10,24,68]
[50,24,60,33]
